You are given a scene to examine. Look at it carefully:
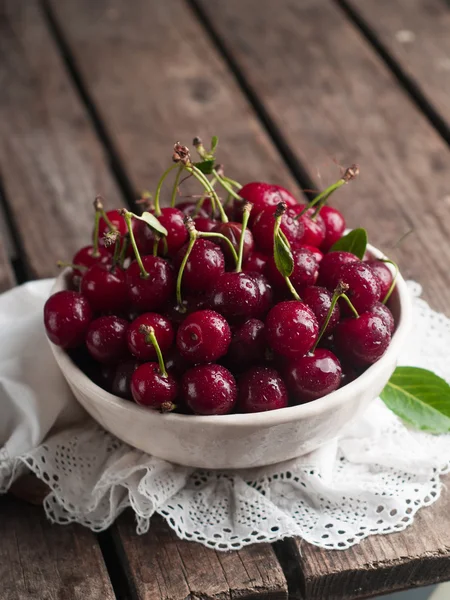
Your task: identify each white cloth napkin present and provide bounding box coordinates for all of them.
[1,279,450,552]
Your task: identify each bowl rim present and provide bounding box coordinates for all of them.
[50,241,412,429]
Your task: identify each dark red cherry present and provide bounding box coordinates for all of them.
[252,206,304,254]
[251,273,273,317]
[334,314,391,366]
[126,256,175,311]
[131,363,177,411]
[165,347,187,378]
[111,359,141,399]
[319,206,346,252]
[238,366,288,413]
[370,301,395,334]
[300,244,323,264]
[127,313,174,361]
[181,364,237,415]
[213,221,254,266]
[239,182,298,221]
[265,247,318,295]
[265,300,319,359]
[72,245,110,278]
[340,365,358,388]
[164,294,208,327]
[284,349,342,403]
[302,285,340,335]
[177,309,231,363]
[210,272,261,321]
[337,262,381,314]
[292,206,326,247]
[176,199,212,218]
[193,216,217,233]
[174,239,225,294]
[317,251,359,290]
[365,260,393,301]
[243,251,269,274]
[44,291,93,349]
[86,316,129,364]
[81,264,129,313]
[98,210,128,252]
[135,208,188,257]
[225,318,266,372]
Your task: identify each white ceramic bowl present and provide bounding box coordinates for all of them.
[48,244,411,469]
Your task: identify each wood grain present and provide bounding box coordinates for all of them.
[0,0,121,279]
[0,495,115,600]
[289,474,450,600]
[115,513,288,600]
[195,0,450,313]
[46,0,298,206]
[344,0,450,128]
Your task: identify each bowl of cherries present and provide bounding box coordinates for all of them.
[44,141,411,469]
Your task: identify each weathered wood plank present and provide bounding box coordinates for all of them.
[0,0,121,279]
[0,495,115,600]
[195,0,450,313]
[344,0,450,130]
[115,513,288,600]
[290,475,450,600]
[46,0,298,204]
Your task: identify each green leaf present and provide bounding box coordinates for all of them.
[380,367,450,433]
[133,211,168,237]
[210,135,219,153]
[193,159,215,175]
[274,233,294,278]
[330,228,368,259]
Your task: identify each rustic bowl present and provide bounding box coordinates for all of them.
[48,244,411,469]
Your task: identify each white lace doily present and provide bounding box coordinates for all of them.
[6,281,450,550]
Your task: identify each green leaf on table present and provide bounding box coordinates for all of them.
[330,228,368,259]
[380,367,450,433]
[133,211,168,237]
[274,233,294,278]
[193,159,215,175]
[210,135,219,153]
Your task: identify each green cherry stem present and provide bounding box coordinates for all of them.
[139,325,168,378]
[57,261,87,271]
[273,202,301,302]
[380,258,399,304]
[310,283,355,352]
[111,234,122,269]
[119,234,129,267]
[340,293,360,319]
[176,217,197,309]
[95,195,116,230]
[152,235,160,257]
[285,276,301,302]
[170,165,183,208]
[154,163,180,217]
[213,168,242,201]
[235,202,252,272]
[184,164,228,223]
[92,198,102,257]
[222,174,242,190]
[193,176,217,217]
[200,232,238,266]
[121,210,149,278]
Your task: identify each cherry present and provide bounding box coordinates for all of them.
[98,209,128,252]
[81,264,129,313]
[72,245,110,278]
[252,206,304,254]
[284,349,342,403]
[135,208,188,257]
[126,256,175,311]
[319,206,346,251]
[131,363,177,411]
[224,318,266,372]
[265,247,318,295]
[238,366,288,413]
[44,290,93,348]
[266,300,319,359]
[238,182,298,220]
[111,359,141,399]
[96,363,115,391]
[243,251,269,274]
[337,262,381,314]
[340,365,358,388]
[127,313,174,361]
[181,364,237,415]
[174,239,225,294]
[177,309,231,363]
[365,260,393,302]
[210,272,261,321]
[370,301,395,334]
[193,216,216,233]
[213,222,254,266]
[165,347,187,377]
[334,314,391,366]
[85,316,129,364]
[317,251,359,290]
[164,294,208,327]
[293,206,326,248]
[176,199,212,218]
[300,245,323,264]
[251,273,274,317]
[302,285,340,335]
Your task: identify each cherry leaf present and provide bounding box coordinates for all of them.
[330,228,368,259]
[193,159,215,175]
[274,233,294,278]
[133,211,168,237]
[380,367,450,433]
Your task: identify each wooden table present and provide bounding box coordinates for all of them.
[1,0,450,598]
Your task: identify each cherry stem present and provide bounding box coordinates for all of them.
[193,176,217,217]
[170,165,183,208]
[311,283,349,352]
[273,202,301,301]
[95,196,117,231]
[222,174,242,190]
[213,168,242,201]
[111,235,122,269]
[184,164,228,223]
[236,202,252,272]
[119,235,129,267]
[154,164,179,217]
[139,325,168,378]
[92,201,102,257]
[152,235,160,257]
[341,293,360,319]
[122,210,149,279]
[57,261,86,271]
[200,232,238,266]
[176,218,197,310]
[380,258,398,304]
[284,276,301,301]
